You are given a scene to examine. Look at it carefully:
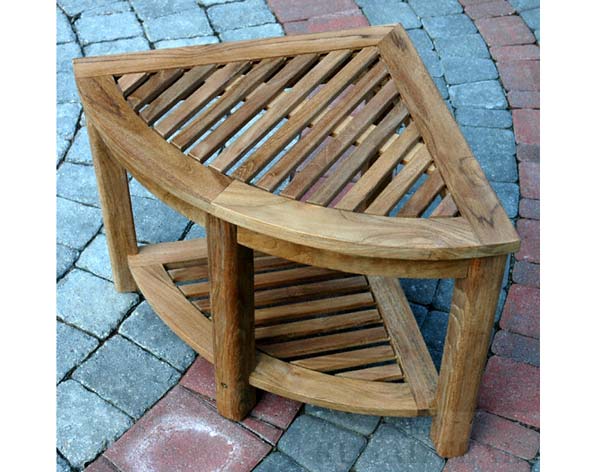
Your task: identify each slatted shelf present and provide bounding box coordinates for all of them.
[116,46,460,220]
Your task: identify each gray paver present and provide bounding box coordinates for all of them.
[57,8,75,44]
[534,29,540,42]
[131,0,199,20]
[384,416,435,449]
[419,49,443,78]
[57,42,82,73]
[58,0,116,17]
[80,1,132,17]
[200,0,238,4]
[65,127,92,165]
[408,0,462,18]
[75,12,143,45]
[360,1,421,29]
[84,37,150,56]
[401,278,438,306]
[449,80,508,109]
[56,197,102,250]
[422,14,476,39]
[56,162,100,207]
[73,335,180,419]
[56,454,72,472]
[475,149,518,183]
[441,57,498,84]
[57,103,81,141]
[57,269,138,338]
[220,23,284,42]
[421,310,449,353]
[491,182,520,218]
[432,278,453,312]
[520,8,540,31]
[56,322,99,383]
[532,459,540,472]
[305,405,380,435]
[354,424,444,472]
[56,380,132,469]
[461,126,516,158]
[408,29,433,52]
[509,0,539,12]
[143,9,213,42]
[155,36,220,49]
[410,303,429,327]
[57,138,70,165]
[119,301,196,371]
[434,34,490,59]
[255,452,307,472]
[131,195,190,243]
[129,177,157,200]
[455,107,512,129]
[57,71,79,103]
[184,224,207,240]
[76,233,113,281]
[433,77,449,99]
[208,0,276,33]
[57,244,79,279]
[278,415,367,472]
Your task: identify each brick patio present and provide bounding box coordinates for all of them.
[56,1,540,470]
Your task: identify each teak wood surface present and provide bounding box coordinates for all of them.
[75,25,520,458]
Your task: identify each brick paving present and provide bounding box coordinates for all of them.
[56,0,540,470]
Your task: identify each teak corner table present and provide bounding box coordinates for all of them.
[73,25,520,458]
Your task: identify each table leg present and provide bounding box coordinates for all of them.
[87,124,138,292]
[430,255,506,457]
[207,214,256,420]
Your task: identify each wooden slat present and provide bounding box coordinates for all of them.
[183,265,344,298]
[261,326,388,358]
[233,48,381,183]
[154,62,250,139]
[430,193,459,217]
[117,72,148,97]
[292,345,396,372]
[397,169,445,217]
[306,103,409,206]
[173,58,286,151]
[139,65,217,125]
[335,122,421,211]
[365,144,432,216]
[127,69,184,112]
[193,54,319,165]
[255,309,381,341]
[194,274,368,311]
[336,363,403,381]
[282,80,399,199]
[254,61,390,192]
[368,276,438,409]
[255,292,375,326]
[210,50,351,172]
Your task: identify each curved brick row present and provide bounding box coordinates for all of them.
[55,1,539,471]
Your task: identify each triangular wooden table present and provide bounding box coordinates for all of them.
[74,25,519,458]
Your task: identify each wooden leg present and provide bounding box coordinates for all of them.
[430,255,506,457]
[87,124,138,292]
[206,214,256,420]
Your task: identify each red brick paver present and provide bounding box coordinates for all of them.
[181,357,302,429]
[471,410,540,459]
[513,109,540,145]
[490,44,540,62]
[518,161,540,199]
[464,0,515,20]
[268,0,358,23]
[512,260,540,287]
[516,218,540,263]
[478,356,540,428]
[500,285,540,338]
[476,16,536,47]
[497,60,540,91]
[519,198,540,220]
[492,329,540,366]
[444,440,531,471]
[508,91,540,109]
[103,386,271,472]
[85,456,119,472]
[516,143,540,162]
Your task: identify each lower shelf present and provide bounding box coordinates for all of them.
[129,239,438,416]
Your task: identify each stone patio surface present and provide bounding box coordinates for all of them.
[56,0,540,470]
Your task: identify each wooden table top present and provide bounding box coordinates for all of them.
[74,25,519,262]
